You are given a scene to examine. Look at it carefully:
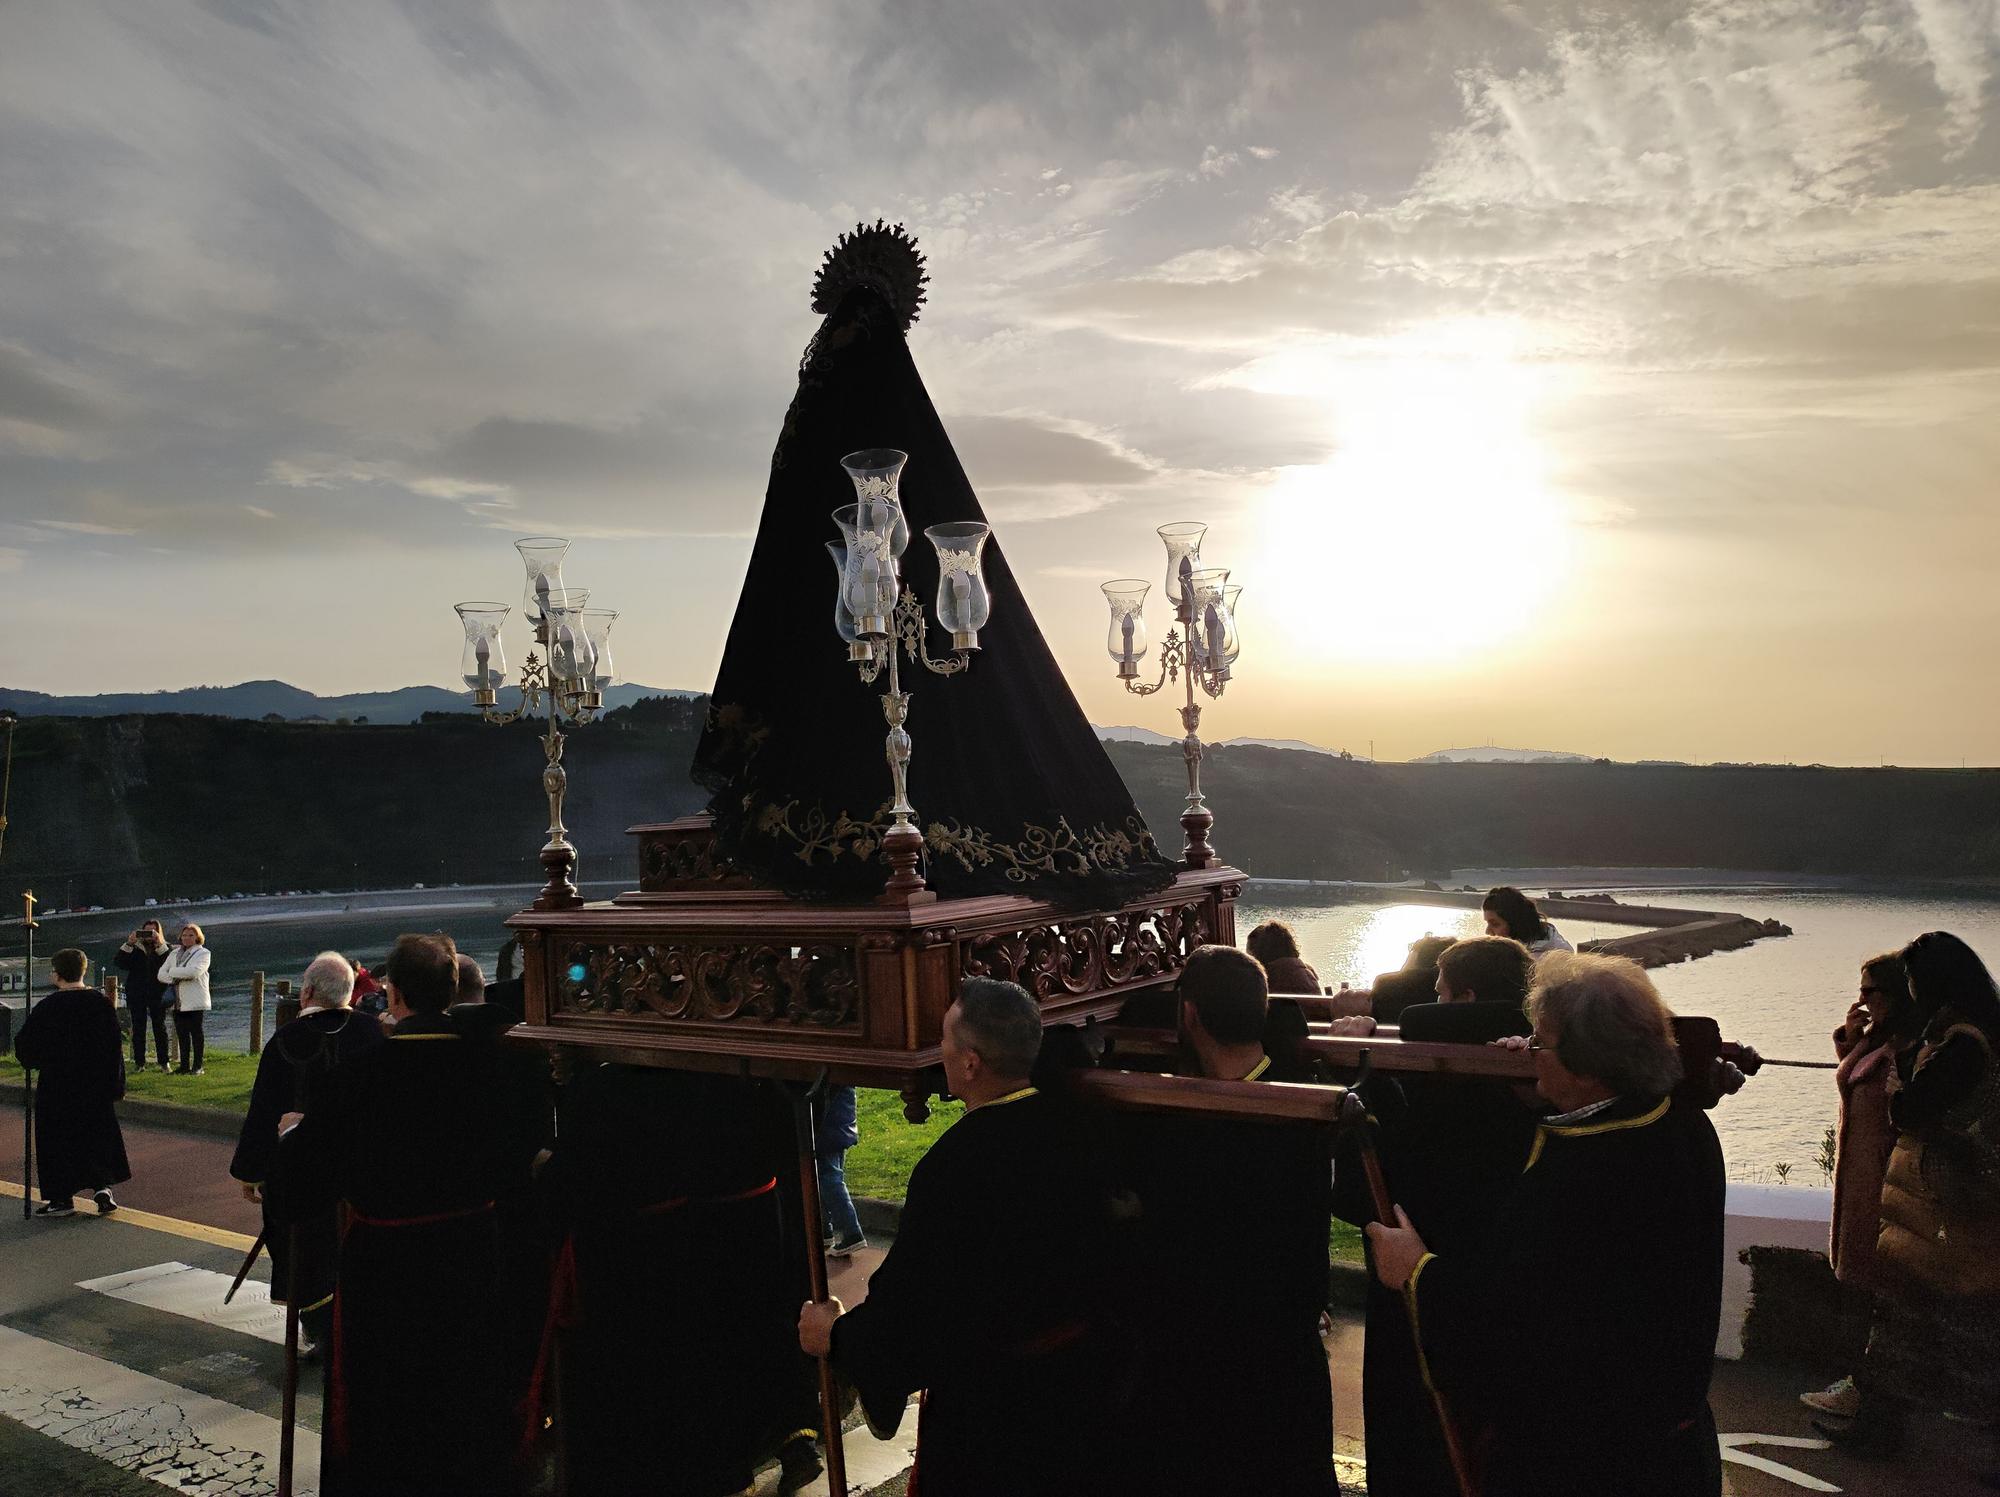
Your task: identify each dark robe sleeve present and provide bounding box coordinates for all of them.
[232,1043,295,1185]
[95,996,125,1102]
[14,1001,46,1068]
[270,1064,351,1225]
[828,1144,960,1401]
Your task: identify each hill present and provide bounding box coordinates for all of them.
[1,713,1995,907]
[1409,745,1594,764]
[0,679,694,724]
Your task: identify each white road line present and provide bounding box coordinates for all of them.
[0,1324,319,1496]
[77,1262,288,1347]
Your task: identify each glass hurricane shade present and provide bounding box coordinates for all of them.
[515,536,572,622]
[1101,581,1151,666]
[454,603,511,693]
[1221,584,1243,666]
[834,502,899,636]
[543,590,595,685]
[841,448,910,557]
[924,521,992,644]
[579,609,618,690]
[1188,567,1231,674]
[1157,521,1206,612]
[827,541,861,644]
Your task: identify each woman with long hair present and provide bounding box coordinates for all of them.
[1481,886,1574,956]
[1816,932,2000,1460]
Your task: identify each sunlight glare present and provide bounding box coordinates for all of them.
[1240,322,1570,667]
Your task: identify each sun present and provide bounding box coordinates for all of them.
[1238,322,1570,668]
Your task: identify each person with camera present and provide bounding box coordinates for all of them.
[156,922,213,1075]
[114,919,172,1071]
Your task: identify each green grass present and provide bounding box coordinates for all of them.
[842,1087,1366,1266]
[0,1050,259,1112]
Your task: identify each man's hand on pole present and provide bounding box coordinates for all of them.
[1364,1205,1430,1291]
[799,1297,845,1358]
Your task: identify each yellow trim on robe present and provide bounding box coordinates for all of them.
[981,1086,1039,1110]
[388,1031,459,1040]
[1525,1095,1670,1172]
[1241,1055,1272,1082]
[1403,1251,1442,1396]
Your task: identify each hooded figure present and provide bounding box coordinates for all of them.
[692,223,1177,908]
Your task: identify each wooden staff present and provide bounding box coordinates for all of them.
[1351,1113,1481,1497]
[788,1083,848,1497]
[20,891,37,1220]
[278,1223,301,1497]
[223,1226,266,1304]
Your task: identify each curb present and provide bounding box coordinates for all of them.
[0,1082,244,1141]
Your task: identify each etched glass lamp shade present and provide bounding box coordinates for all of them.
[544,589,595,687]
[1157,521,1206,614]
[1188,567,1231,679]
[841,448,911,558]
[834,502,899,638]
[454,602,510,704]
[827,540,873,660]
[579,609,618,697]
[1220,583,1243,667]
[515,537,572,626]
[1102,580,1150,679]
[925,521,992,649]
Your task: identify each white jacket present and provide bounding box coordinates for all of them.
[158,944,213,1011]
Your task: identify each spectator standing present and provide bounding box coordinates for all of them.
[1481,886,1574,955]
[157,922,212,1074]
[348,957,385,1019]
[817,1083,866,1257]
[1799,952,1917,1420]
[113,919,172,1070]
[1819,931,2000,1459]
[15,948,128,1217]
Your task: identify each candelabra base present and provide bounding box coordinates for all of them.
[534,844,585,911]
[877,820,936,906]
[1180,805,1217,870]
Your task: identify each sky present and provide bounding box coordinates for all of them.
[2,0,1998,765]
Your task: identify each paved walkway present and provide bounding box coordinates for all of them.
[2,1118,1994,1495]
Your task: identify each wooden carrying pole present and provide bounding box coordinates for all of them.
[788,1085,849,1497]
[20,891,37,1220]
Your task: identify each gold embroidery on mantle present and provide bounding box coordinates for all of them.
[752,796,1157,881]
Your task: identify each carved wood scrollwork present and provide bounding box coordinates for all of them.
[961,901,1211,1003]
[638,829,747,890]
[557,941,860,1027]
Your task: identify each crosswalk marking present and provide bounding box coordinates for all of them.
[0,1324,319,1496]
[77,1262,289,1347]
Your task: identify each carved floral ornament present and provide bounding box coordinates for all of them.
[557,940,861,1028]
[963,903,1212,1000]
[751,796,1159,882]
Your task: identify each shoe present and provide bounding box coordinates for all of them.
[826,1234,867,1258]
[1812,1409,1905,1456]
[93,1190,118,1214]
[34,1200,75,1218]
[776,1433,822,1495]
[1800,1376,1860,1417]
[192,1067,205,1076]
[298,1333,322,1363]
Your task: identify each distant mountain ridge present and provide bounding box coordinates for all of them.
[1095,724,1366,759]
[0,679,695,724]
[1410,745,1594,764]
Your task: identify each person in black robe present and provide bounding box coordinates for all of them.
[1367,952,1725,1497]
[16,948,129,1216]
[1121,944,1336,1497]
[538,1064,821,1497]
[1337,972,1538,1497]
[799,978,1132,1497]
[446,953,556,1430]
[691,222,1176,907]
[231,951,384,1350]
[273,933,546,1497]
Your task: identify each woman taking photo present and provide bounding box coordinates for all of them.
[157,922,213,1075]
